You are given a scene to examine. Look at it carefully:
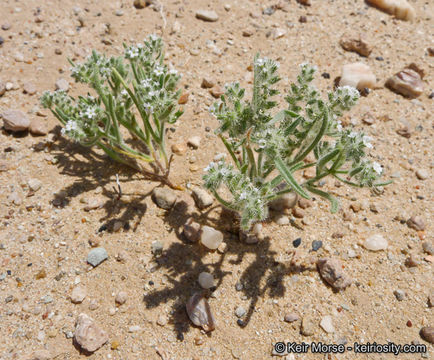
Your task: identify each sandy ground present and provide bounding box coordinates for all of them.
[0,0,433,359]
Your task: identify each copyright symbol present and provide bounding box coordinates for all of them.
[274,342,286,354]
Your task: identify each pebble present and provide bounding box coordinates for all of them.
[407,216,425,231]
[27,178,42,192]
[157,314,168,326]
[152,187,177,209]
[29,350,52,360]
[1,23,11,30]
[340,35,372,57]
[405,255,419,267]
[23,82,37,95]
[83,197,104,211]
[201,78,215,88]
[71,286,87,304]
[311,240,323,251]
[200,226,223,250]
[29,118,48,135]
[317,258,352,291]
[195,10,219,22]
[270,28,286,40]
[292,207,304,218]
[284,313,299,323]
[274,214,289,226]
[133,0,150,9]
[366,0,415,21]
[210,86,224,98]
[364,234,388,251]
[393,289,406,301]
[269,192,298,211]
[171,143,186,155]
[112,220,123,232]
[192,188,214,210]
[422,242,434,255]
[297,0,311,5]
[301,315,315,336]
[293,238,302,248]
[151,240,163,255]
[198,272,215,289]
[74,313,108,353]
[420,327,434,344]
[428,293,434,308]
[320,315,335,333]
[87,248,108,267]
[55,78,69,92]
[235,306,246,318]
[182,218,201,242]
[186,293,215,332]
[115,291,128,305]
[298,198,312,209]
[0,82,5,96]
[1,109,30,132]
[187,136,201,149]
[415,169,429,180]
[386,68,424,98]
[340,63,376,90]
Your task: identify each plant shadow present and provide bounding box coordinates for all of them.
[143,202,316,341]
[48,130,149,232]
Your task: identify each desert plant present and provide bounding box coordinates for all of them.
[41,35,183,188]
[203,55,390,231]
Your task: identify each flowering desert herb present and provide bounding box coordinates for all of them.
[204,55,390,230]
[41,35,183,188]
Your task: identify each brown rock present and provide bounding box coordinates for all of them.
[152,187,177,210]
[178,92,189,104]
[317,258,352,291]
[209,86,224,98]
[0,81,5,96]
[340,35,372,57]
[292,207,305,218]
[396,126,411,138]
[171,143,186,155]
[242,29,254,37]
[133,0,151,9]
[74,313,108,353]
[298,198,312,209]
[407,216,425,231]
[297,0,311,5]
[29,118,48,136]
[186,293,215,332]
[386,69,424,98]
[366,0,416,21]
[420,327,434,344]
[1,109,30,132]
[201,78,215,89]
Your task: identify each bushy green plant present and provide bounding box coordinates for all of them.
[204,55,390,230]
[41,35,183,188]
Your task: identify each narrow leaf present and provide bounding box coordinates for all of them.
[275,157,310,199]
[306,185,339,213]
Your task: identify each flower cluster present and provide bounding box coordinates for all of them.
[204,54,389,230]
[41,36,183,184]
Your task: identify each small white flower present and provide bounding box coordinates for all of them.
[336,121,343,132]
[254,58,267,67]
[126,47,139,59]
[348,131,357,138]
[148,34,159,42]
[239,192,248,200]
[120,89,128,97]
[83,107,97,119]
[204,162,216,172]
[143,103,153,114]
[169,69,178,75]
[154,66,165,76]
[372,162,382,175]
[340,85,359,99]
[362,135,373,149]
[258,139,267,149]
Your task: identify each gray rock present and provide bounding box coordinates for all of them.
[422,241,434,255]
[320,315,335,333]
[317,258,352,291]
[192,187,213,209]
[182,218,201,242]
[269,192,298,211]
[29,118,48,136]
[186,293,215,332]
[23,82,37,95]
[198,272,214,289]
[301,315,315,336]
[152,187,177,209]
[1,109,30,132]
[55,78,69,92]
[27,178,42,192]
[195,10,219,22]
[71,286,87,304]
[200,226,223,250]
[115,291,128,305]
[74,313,108,353]
[87,248,108,267]
[393,289,406,301]
[235,306,246,318]
[407,216,425,231]
[284,313,299,323]
[151,240,163,255]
